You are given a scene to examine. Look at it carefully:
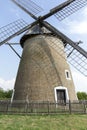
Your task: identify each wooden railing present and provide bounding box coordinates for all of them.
[0,100,87,115]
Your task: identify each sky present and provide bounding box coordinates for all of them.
[0,0,87,92]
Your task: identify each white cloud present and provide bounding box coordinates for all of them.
[82,7,87,17]
[72,71,87,92]
[65,20,87,34]
[0,78,15,91]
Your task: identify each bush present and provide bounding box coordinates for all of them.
[0,88,12,99]
[77,92,87,100]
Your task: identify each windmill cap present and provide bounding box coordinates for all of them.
[20,24,52,47]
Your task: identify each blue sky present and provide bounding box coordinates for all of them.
[0,0,87,92]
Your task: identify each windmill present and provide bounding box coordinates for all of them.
[0,0,87,103]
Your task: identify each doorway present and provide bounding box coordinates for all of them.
[56,89,66,104]
[54,86,69,104]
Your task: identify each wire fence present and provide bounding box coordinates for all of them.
[0,100,87,115]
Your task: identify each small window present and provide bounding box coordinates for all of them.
[65,70,71,80]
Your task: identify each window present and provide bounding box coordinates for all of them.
[65,70,71,80]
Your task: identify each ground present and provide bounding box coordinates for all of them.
[0,114,87,130]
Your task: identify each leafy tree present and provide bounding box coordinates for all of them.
[0,88,6,99]
[77,92,87,100]
[4,90,13,99]
[0,88,13,99]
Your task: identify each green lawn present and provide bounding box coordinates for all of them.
[0,114,87,130]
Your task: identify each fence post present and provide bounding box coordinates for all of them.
[30,102,33,113]
[6,101,9,113]
[47,101,50,114]
[69,100,71,114]
[83,102,86,114]
[25,101,28,113]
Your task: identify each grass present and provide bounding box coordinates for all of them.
[0,114,87,130]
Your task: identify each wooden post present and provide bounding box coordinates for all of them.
[69,100,71,114]
[83,102,86,114]
[47,101,50,114]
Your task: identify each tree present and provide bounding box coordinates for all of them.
[4,90,13,99]
[0,88,6,99]
[77,92,87,100]
[0,88,12,99]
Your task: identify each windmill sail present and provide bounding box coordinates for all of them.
[0,19,27,45]
[0,19,38,46]
[11,0,43,19]
[11,0,76,22]
[65,44,87,76]
[54,0,87,21]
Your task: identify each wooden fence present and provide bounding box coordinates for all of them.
[0,100,87,115]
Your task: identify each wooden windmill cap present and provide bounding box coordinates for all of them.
[20,24,52,47]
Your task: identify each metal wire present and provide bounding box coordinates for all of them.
[54,0,87,21]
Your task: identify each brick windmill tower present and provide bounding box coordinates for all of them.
[0,0,87,103]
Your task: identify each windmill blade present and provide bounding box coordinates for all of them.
[41,0,87,21]
[11,0,43,19]
[65,44,87,76]
[53,0,87,21]
[0,19,38,46]
[42,21,87,76]
[0,19,27,45]
[41,0,75,20]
